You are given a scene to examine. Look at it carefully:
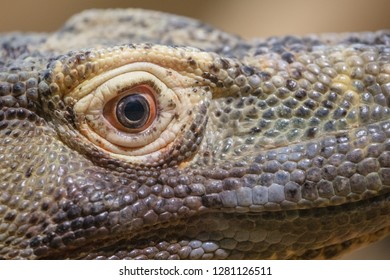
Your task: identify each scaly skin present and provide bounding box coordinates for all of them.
[0,9,390,259]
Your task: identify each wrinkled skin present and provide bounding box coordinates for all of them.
[0,9,390,259]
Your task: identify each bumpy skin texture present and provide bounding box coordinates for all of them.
[0,9,390,259]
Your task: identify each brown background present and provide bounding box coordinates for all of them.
[1,0,389,259]
[1,0,389,37]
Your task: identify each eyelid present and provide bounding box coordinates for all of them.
[74,71,176,149]
[73,71,163,117]
[63,59,207,166]
[65,62,196,104]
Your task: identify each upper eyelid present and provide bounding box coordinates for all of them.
[73,71,165,115]
[66,63,165,103]
[64,61,200,105]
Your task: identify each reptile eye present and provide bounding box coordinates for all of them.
[103,85,157,133]
[68,61,205,166]
[118,94,149,127]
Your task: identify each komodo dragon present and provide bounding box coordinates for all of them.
[0,9,389,259]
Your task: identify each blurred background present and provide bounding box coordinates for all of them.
[1,0,389,259]
[0,0,389,37]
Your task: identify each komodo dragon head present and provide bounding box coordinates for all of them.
[0,9,390,259]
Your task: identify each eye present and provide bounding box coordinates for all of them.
[103,85,157,133]
[118,94,149,127]
[68,63,206,166]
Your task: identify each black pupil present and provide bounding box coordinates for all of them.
[117,94,149,128]
[124,98,145,121]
